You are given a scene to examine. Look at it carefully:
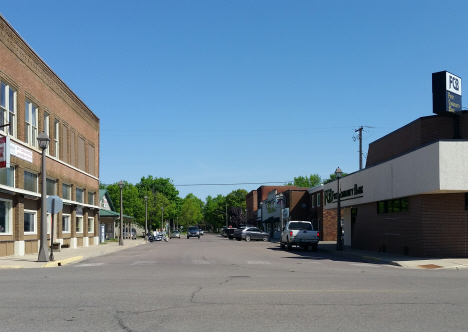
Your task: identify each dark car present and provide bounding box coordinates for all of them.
[187,226,200,239]
[234,227,269,242]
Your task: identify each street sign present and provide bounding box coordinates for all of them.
[47,195,63,213]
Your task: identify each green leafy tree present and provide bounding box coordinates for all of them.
[179,193,204,229]
[285,174,322,187]
[106,182,144,227]
[204,194,227,230]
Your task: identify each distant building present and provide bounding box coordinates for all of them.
[0,15,100,256]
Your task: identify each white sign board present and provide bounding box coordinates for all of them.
[10,142,33,163]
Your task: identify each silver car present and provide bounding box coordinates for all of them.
[235,227,269,242]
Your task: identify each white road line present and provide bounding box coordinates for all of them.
[247,261,271,265]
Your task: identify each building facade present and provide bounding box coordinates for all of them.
[0,15,100,256]
[324,112,468,257]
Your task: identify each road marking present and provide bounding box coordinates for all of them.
[192,260,212,264]
[75,263,105,267]
[247,261,271,265]
[131,261,158,265]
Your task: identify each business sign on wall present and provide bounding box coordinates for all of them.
[432,71,462,115]
[324,184,364,205]
[10,142,33,163]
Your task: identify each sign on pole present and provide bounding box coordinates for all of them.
[0,136,10,168]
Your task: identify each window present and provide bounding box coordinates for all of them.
[0,199,12,234]
[43,112,49,155]
[317,193,321,207]
[88,191,95,205]
[24,171,38,192]
[0,81,16,137]
[70,130,76,166]
[76,188,84,203]
[62,124,68,163]
[311,194,315,208]
[76,216,83,233]
[88,144,95,175]
[78,136,85,171]
[0,166,14,187]
[62,214,71,233]
[62,183,71,200]
[377,198,409,214]
[25,100,38,147]
[54,119,59,158]
[88,217,94,234]
[46,178,57,196]
[24,210,37,234]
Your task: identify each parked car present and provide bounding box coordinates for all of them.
[234,227,269,242]
[221,227,228,237]
[226,224,253,240]
[187,226,200,239]
[171,230,181,239]
[280,221,319,251]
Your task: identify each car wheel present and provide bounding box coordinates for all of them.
[287,238,292,251]
[245,235,251,242]
[187,236,189,239]
[236,237,241,241]
[198,236,200,239]
[280,242,285,249]
[312,243,318,252]
[262,235,268,242]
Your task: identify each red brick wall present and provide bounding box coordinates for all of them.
[351,194,468,257]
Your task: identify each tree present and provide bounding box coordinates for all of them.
[323,172,349,184]
[106,181,144,227]
[203,194,226,230]
[179,193,204,229]
[285,174,322,187]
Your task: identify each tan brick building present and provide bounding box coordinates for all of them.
[0,15,100,257]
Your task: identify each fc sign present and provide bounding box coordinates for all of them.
[433,71,462,115]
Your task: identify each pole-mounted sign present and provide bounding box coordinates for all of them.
[432,71,462,115]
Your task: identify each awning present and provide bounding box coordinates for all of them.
[263,217,279,223]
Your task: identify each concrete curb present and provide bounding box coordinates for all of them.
[43,255,84,268]
[0,265,23,269]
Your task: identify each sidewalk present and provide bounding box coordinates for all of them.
[0,240,145,269]
[317,241,468,270]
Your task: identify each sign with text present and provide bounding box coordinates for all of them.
[10,141,33,163]
[433,71,462,115]
[0,136,10,168]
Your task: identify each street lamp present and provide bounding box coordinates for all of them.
[144,196,148,243]
[335,167,343,251]
[277,193,284,232]
[119,180,124,246]
[37,132,50,262]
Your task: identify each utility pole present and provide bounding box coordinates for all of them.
[225,201,228,227]
[355,126,363,170]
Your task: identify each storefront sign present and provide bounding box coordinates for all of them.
[10,142,33,163]
[433,71,462,115]
[0,136,10,168]
[325,184,364,205]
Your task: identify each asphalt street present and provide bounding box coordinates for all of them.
[1,233,468,332]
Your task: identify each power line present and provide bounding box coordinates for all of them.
[174,181,293,187]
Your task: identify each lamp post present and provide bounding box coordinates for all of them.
[144,196,148,243]
[278,193,284,232]
[335,167,343,251]
[119,180,124,246]
[37,132,50,262]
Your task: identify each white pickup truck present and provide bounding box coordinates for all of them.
[280,221,319,251]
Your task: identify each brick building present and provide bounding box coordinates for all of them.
[324,112,468,257]
[0,15,100,257]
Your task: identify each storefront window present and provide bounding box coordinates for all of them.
[378,198,409,214]
[0,200,12,234]
[0,166,14,187]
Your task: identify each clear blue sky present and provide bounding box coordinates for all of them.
[1,1,467,201]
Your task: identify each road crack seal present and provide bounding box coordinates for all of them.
[190,286,203,302]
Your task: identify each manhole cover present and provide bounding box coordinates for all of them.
[418,264,443,269]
